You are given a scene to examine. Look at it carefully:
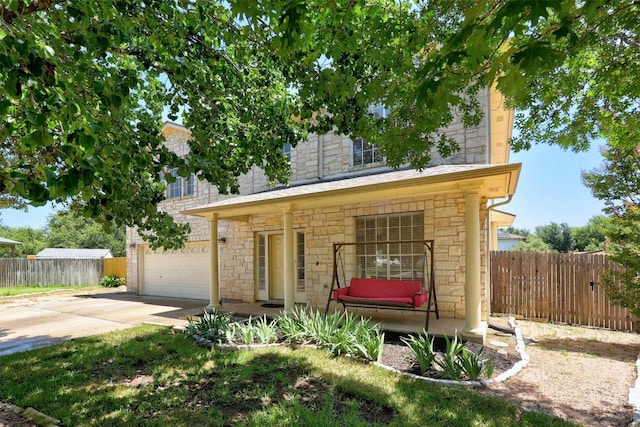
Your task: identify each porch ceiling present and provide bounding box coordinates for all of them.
[182,163,521,221]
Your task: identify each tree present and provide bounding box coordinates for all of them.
[1,1,638,247]
[0,223,46,257]
[46,211,126,257]
[511,235,554,253]
[1,1,302,248]
[583,146,640,315]
[572,216,607,252]
[535,222,574,253]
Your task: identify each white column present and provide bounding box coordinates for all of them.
[490,220,499,251]
[464,190,482,335]
[283,210,295,312]
[207,215,221,312]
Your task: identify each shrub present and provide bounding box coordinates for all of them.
[99,275,125,288]
[402,329,437,374]
[273,308,384,362]
[185,310,232,346]
[457,347,495,380]
[351,320,385,362]
[435,333,466,380]
[226,315,279,344]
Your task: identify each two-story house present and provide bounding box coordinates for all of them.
[126,87,520,341]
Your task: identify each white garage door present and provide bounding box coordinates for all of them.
[142,243,210,300]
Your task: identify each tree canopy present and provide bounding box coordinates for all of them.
[1,1,638,246]
[583,146,640,315]
[0,209,125,257]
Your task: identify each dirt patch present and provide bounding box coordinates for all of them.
[0,403,37,427]
[480,318,640,427]
[380,331,520,380]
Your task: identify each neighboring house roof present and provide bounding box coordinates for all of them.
[35,248,113,259]
[497,231,526,251]
[0,236,22,247]
[183,163,522,221]
[497,231,526,241]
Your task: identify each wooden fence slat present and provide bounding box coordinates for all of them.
[0,258,103,287]
[490,251,635,332]
[104,257,127,278]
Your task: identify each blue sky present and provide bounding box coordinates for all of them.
[506,142,606,231]
[0,142,607,231]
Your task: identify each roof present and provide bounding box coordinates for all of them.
[184,163,521,221]
[497,231,526,240]
[0,236,22,247]
[35,248,113,259]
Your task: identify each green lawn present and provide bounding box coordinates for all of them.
[0,325,576,426]
[0,285,101,297]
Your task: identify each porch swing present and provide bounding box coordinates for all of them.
[324,240,439,330]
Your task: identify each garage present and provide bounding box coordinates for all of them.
[140,242,210,300]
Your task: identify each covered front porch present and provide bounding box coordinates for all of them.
[182,164,521,343]
[217,300,466,337]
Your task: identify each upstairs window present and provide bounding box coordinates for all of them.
[351,104,389,167]
[352,138,383,167]
[164,168,195,199]
[282,142,292,162]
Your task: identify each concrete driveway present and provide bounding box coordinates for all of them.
[0,289,207,356]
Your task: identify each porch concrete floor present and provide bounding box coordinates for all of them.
[219,300,466,337]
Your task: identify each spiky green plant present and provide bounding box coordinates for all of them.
[401,329,436,374]
[185,309,232,346]
[252,315,279,343]
[435,333,466,380]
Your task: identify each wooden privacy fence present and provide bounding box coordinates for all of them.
[0,258,103,287]
[491,251,635,332]
[104,257,127,278]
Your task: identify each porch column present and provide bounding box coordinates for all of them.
[464,190,482,336]
[283,210,295,312]
[207,214,221,312]
[490,220,499,251]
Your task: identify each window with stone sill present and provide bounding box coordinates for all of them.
[162,168,195,199]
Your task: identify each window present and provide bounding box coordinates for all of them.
[164,168,195,199]
[282,142,292,162]
[257,235,266,291]
[296,232,305,292]
[355,212,424,280]
[351,103,390,167]
[352,137,383,167]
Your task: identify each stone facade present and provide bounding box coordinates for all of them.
[127,88,499,322]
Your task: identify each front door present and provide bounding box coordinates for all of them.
[269,235,285,300]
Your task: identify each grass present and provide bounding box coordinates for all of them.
[0,325,577,426]
[0,285,101,298]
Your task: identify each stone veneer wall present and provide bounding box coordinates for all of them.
[127,87,491,309]
[212,193,488,321]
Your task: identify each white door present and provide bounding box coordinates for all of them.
[142,243,209,300]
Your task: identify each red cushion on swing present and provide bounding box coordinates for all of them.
[332,278,426,307]
[349,278,422,298]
